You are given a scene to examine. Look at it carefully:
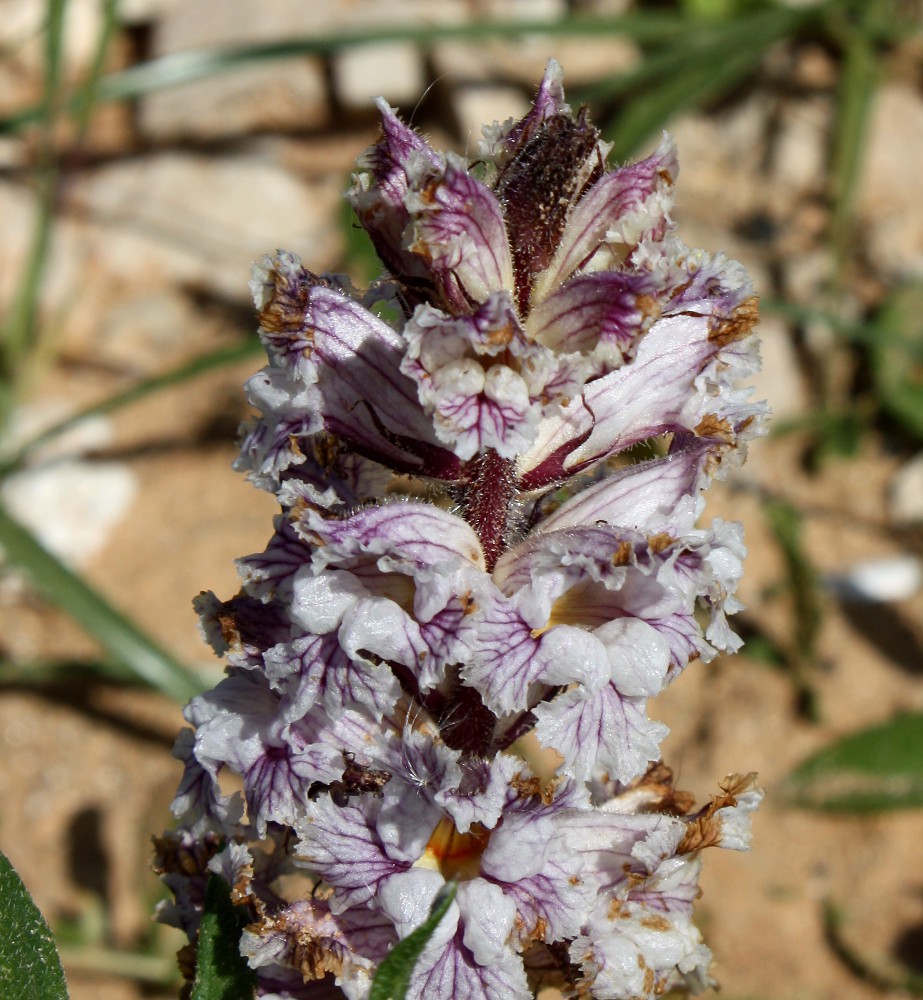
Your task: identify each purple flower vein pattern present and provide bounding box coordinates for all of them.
[157,61,767,1000]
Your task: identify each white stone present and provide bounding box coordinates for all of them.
[747,315,806,422]
[858,84,923,280]
[824,556,923,603]
[140,0,328,138]
[453,86,531,156]
[333,42,427,109]
[889,452,923,526]
[66,152,343,301]
[771,97,828,195]
[0,411,137,569]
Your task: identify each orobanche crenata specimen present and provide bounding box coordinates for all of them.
[157,62,767,1000]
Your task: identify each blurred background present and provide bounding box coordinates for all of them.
[1,0,922,997]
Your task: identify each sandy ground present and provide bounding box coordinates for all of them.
[2,3,923,998]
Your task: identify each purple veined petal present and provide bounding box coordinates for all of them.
[347,99,444,288]
[264,631,400,722]
[552,311,763,476]
[487,854,595,945]
[235,364,322,489]
[536,444,712,534]
[189,674,330,837]
[531,133,679,306]
[456,879,518,966]
[516,393,595,488]
[407,153,514,308]
[424,357,540,460]
[485,58,571,168]
[378,868,455,944]
[462,593,611,714]
[237,514,312,604]
[296,794,432,913]
[194,590,292,668]
[170,728,243,834]
[404,923,531,1000]
[252,252,457,474]
[526,269,661,365]
[379,871,528,999]
[400,295,560,452]
[534,679,669,785]
[480,798,596,943]
[302,501,486,575]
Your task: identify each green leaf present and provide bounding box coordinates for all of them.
[786,712,923,812]
[0,849,69,1000]
[190,875,257,1000]
[0,502,203,703]
[827,5,881,279]
[3,336,263,474]
[0,14,690,134]
[870,283,923,441]
[369,883,456,1000]
[578,6,815,154]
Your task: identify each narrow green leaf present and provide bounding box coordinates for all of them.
[3,336,262,474]
[72,0,121,142]
[786,713,923,812]
[0,849,69,1000]
[369,883,457,1000]
[585,6,814,154]
[0,0,68,429]
[0,13,691,134]
[0,502,203,703]
[870,283,923,441]
[828,11,880,279]
[764,498,821,663]
[191,875,256,1000]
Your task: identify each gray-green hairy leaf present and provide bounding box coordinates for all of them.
[191,875,257,1000]
[0,850,69,1000]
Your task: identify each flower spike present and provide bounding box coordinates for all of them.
[159,62,766,1000]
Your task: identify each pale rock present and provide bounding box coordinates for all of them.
[0,411,137,569]
[824,556,923,603]
[888,452,923,526]
[671,105,769,226]
[748,315,806,422]
[453,86,531,154]
[434,33,639,90]
[771,97,828,196]
[65,152,343,302]
[333,42,427,109]
[858,84,923,280]
[140,0,328,139]
[0,0,102,78]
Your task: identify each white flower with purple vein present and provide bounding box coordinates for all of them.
[157,60,766,1000]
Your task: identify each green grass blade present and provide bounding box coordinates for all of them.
[3,336,263,475]
[0,849,69,1000]
[827,7,881,281]
[72,0,121,142]
[589,6,814,153]
[0,0,68,427]
[786,713,923,812]
[0,13,692,133]
[870,283,923,441]
[0,501,203,702]
[370,883,456,1000]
